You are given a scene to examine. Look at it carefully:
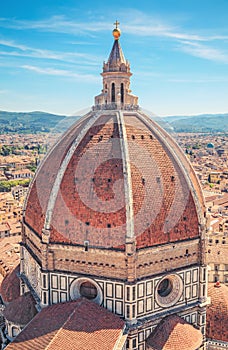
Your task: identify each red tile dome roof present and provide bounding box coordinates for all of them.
[3,292,37,326]
[0,264,20,303]
[207,282,228,342]
[5,298,125,350]
[24,111,204,250]
[146,314,203,350]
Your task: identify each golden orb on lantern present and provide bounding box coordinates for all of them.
[113,20,121,40]
[113,28,121,40]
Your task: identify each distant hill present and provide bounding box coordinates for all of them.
[161,113,228,133]
[0,110,227,134]
[0,111,79,133]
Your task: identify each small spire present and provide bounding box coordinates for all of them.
[112,20,121,40]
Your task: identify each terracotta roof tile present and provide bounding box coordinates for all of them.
[24,111,202,250]
[24,115,92,236]
[0,236,20,276]
[207,282,228,342]
[3,292,37,325]
[146,314,203,350]
[6,298,125,350]
[0,264,20,303]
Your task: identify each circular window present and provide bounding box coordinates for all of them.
[80,281,97,300]
[157,278,173,297]
[156,274,183,308]
[70,278,103,305]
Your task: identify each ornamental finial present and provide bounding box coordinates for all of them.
[114,20,120,29]
[112,20,121,40]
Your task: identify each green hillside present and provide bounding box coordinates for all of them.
[163,113,228,133]
[0,111,79,133]
[0,110,227,134]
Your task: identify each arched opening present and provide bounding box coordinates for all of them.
[70,277,103,304]
[12,326,19,338]
[121,83,124,104]
[111,83,115,102]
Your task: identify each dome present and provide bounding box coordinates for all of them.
[207,143,214,148]
[146,314,203,350]
[0,265,20,303]
[24,110,204,250]
[3,292,37,326]
[207,282,228,342]
[23,23,205,252]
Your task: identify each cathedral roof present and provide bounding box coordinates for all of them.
[107,39,126,66]
[6,298,125,350]
[3,292,37,326]
[23,23,204,251]
[0,264,20,303]
[207,282,228,342]
[146,314,203,350]
[24,110,204,250]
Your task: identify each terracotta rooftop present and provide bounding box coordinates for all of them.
[207,282,228,342]
[0,223,10,232]
[5,298,126,350]
[205,195,220,203]
[0,264,20,303]
[213,193,228,206]
[3,292,37,325]
[146,314,203,350]
[24,111,204,250]
[0,236,20,276]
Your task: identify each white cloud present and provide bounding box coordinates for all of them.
[0,16,108,35]
[21,64,99,82]
[1,13,228,43]
[0,39,28,51]
[0,11,227,65]
[0,39,100,64]
[123,23,205,41]
[178,40,228,63]
[168,77,228,83]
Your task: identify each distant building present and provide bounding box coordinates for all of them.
[208,172,221,184]
[0,223,10,239]
[217,148,225,157]
[5,169,33,180]
[11,186,26,201]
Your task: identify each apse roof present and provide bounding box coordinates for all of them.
[146,314,203,350]
[6,298,125,350]
[3,292,37,326]
[0,264,20,303]
[207,282,228,343]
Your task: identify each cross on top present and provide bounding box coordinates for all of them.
[113,20,120,29]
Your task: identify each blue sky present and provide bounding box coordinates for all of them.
[0,0,227,116]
